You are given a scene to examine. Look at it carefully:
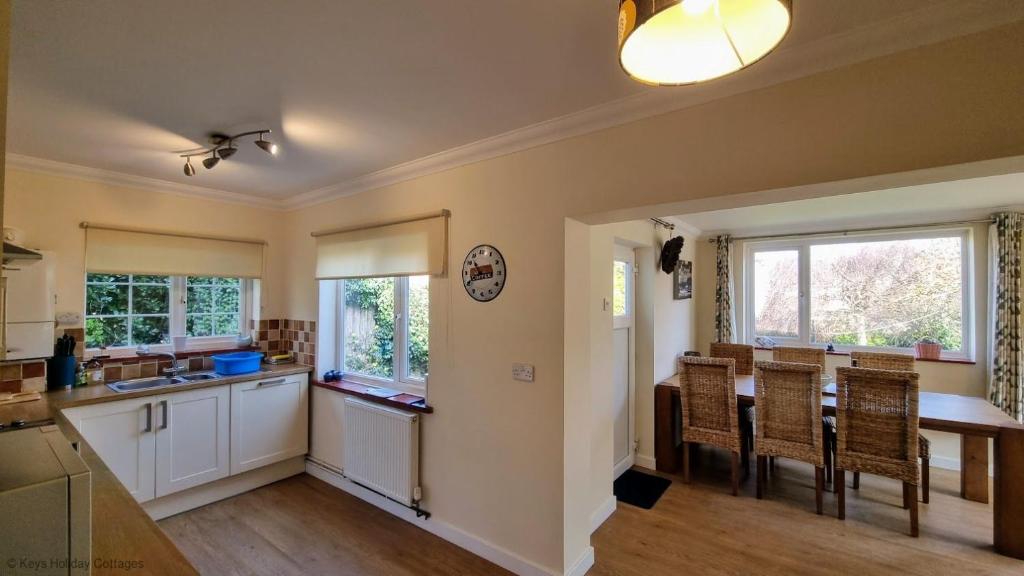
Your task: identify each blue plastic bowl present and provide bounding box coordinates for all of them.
[211,351,263,375]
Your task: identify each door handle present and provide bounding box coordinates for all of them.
[143,403,153,433]
[160,400,169,430]
[257,378,287,388]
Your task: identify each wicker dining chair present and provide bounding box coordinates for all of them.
[678,356,745,496]
[835,366,921,537]
[754,361,826,514]
[850,351,930,503]
[711,343,754,375]
[711,343,756,455]
[772,347,830,479]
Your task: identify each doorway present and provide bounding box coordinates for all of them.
[612,244,636,479]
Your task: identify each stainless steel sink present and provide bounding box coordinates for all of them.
[107,372,222,393]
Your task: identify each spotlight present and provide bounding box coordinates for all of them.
[255,133,278,155]
[217,144,238,160]
[183,158,196,176]
[202,150,220,169]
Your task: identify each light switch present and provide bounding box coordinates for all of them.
[512,363,534,382]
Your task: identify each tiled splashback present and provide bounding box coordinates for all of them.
[0,319,316,393]
[253,319,317,368]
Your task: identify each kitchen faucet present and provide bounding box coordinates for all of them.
[136,347,185,376]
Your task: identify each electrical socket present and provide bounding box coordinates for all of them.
[512,363,534,382]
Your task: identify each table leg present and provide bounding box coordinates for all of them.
[960,434,989,503]
[995,426,1024,560]
[655,385,679,473]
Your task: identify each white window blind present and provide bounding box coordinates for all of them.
[314,210,449,280]
[83,224,265,279]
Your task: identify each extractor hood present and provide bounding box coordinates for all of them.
[3,242,42,264]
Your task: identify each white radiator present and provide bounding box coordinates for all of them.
[342,397,420,506]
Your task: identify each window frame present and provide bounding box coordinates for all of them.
[742,227,973,361]
[85,274,251,353]
[333,276,428,395]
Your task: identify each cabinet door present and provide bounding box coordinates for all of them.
[155,385,230,498]
[231,373,308,474]
[63,397,156,502]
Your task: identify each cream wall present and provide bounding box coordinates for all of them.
[694,223,991,468]
[283,23,1024,574]
[2,169,287,326]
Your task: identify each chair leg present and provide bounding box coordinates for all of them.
[906,481,920,537]
[823,434,833,485]
[921,457,930,504]
[740,432,750,480]
[682,441,691,484]
[853,471,860,490]
[756,455,766,499]
[815,467,824,515]
[837,469,846,520]
[731,452,740,497]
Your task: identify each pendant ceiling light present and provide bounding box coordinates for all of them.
[618,0,792,86]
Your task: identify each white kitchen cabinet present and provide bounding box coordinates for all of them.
[231,373,309,474]
[63,396,157,503]
[155,385,230,497]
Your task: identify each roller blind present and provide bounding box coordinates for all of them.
[84,225,265,278]
[314,211,448,279]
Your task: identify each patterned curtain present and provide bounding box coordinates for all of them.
[714,235,736,343]
[989,212,1023,422]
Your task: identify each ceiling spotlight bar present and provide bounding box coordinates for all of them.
[178,129,277,176]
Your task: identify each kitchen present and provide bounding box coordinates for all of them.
[3,2,1024,576]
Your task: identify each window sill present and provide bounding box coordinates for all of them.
[313,378,433,414]
[86,344,260,363]
[751,347,976,365]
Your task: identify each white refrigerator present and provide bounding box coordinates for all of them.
[3,251,56,360]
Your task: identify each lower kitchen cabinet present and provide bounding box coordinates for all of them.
[154,385,230,497]
[63,395,157,502]
[230,373,309,474]
[63,371,308,505]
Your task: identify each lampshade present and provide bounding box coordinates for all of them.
[618,0,792,86]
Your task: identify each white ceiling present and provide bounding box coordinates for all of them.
[673,172,1024,237]
[8,1,1024,207]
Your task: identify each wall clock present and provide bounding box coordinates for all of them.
[462,244,506,302]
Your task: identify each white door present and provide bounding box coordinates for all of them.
[230,373,309,474]
[612,245,635,478]
[155,385,230,498]
[63,397,157,502]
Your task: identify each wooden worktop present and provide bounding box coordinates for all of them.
[0,364,313,575]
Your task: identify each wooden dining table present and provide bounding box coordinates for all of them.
[655,373,1024,560]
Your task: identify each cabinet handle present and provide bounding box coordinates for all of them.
[143,403,153,433]
[257,378,287,388]
[160,400,169,430]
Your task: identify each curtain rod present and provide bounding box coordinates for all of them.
[650,217,675,231]
[311,209,451,238]
[705,218,994,243]
[79,222,267,245]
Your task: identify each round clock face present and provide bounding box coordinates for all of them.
[462,245,506,302]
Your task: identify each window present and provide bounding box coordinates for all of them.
[744,229,971,359]
[337,275,429,392]
[85,274,249,349]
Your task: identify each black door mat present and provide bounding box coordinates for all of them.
[613,469,671,509]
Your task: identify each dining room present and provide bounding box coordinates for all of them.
[575,168,1024,574]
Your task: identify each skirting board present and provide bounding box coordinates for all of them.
[590,494,617,534]
[305,458,561,576]
[634,454,657,471]
[565,547,595,576]
[144,456,305,520]
[930,454,995,476]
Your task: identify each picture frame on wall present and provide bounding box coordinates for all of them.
[673,260,692,300]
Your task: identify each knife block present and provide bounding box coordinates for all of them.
[47,356,78,390]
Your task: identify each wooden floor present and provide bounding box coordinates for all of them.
[591,450,1024,575]
[159,474,511,576]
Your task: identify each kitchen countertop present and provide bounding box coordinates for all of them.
[0,363,313,575]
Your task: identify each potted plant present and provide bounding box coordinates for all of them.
[915,338,942,360]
